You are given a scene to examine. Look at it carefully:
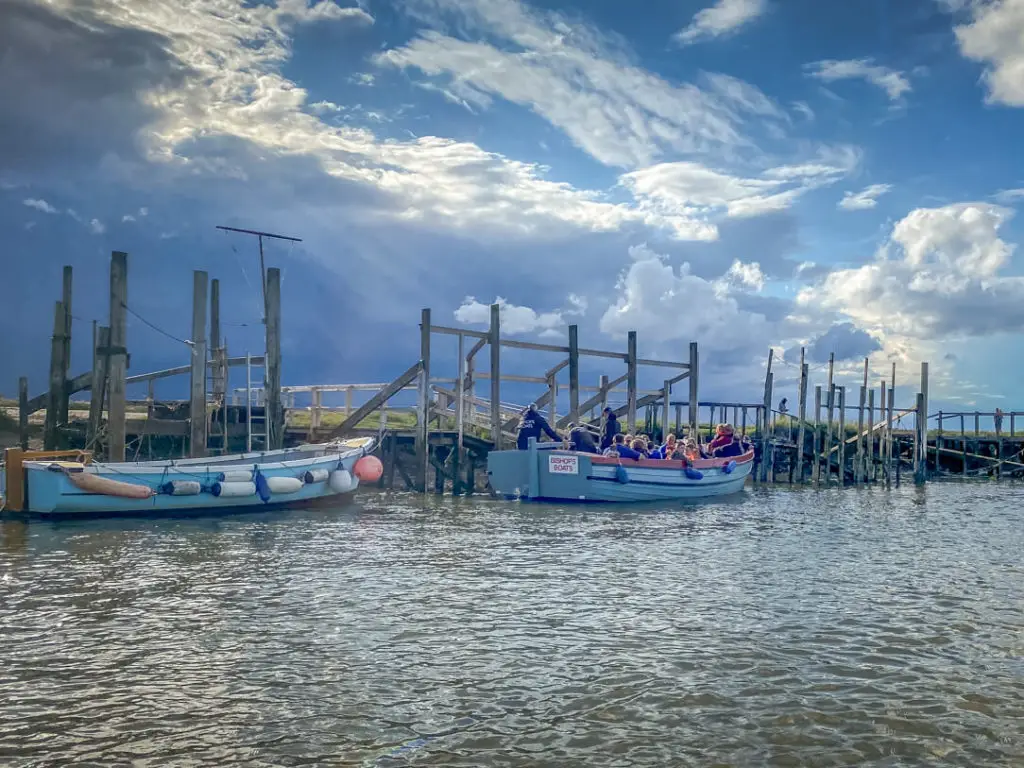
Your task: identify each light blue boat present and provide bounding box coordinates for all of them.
[487,438,753,503]
[7,438,377,518]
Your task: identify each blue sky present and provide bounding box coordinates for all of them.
[3,0,1024,415]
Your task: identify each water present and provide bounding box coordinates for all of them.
[1,484,1022,767]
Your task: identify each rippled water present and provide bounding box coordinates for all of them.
[2,483,1023,766]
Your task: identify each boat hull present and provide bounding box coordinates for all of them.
[18,440,375,518]
[487,441,753,503]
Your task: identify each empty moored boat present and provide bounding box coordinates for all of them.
[487,437,753,503]
[1,437,380,518]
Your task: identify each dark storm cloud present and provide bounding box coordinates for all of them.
[0,0,192,172]
[806,323,881,363]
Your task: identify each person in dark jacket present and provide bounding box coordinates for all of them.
[567,423,599,454]
[600,407,620,451]
[516,404,561,449]
[613,433,642,460]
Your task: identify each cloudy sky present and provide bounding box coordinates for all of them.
[3,0,1024,414]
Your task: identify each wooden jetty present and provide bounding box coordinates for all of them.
[6,249,1021,498]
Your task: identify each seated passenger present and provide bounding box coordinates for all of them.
[682,437,700,462]
[632,438,649,458]
[603,433,626,457]
[567,422,599,454]
[615,434,642,460]
[707,423,735,453]
[516,403,561,450]
[661,433,678,457]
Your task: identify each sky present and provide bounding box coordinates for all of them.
[3,0,1024,417]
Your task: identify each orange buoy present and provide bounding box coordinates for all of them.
[353,455,383,483]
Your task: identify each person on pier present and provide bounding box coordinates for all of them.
[600,407,621,451]
[567,422,599,454]
[516,403,561,449]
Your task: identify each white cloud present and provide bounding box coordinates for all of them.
[377,0,785,169]
[23,198,57,213]
[138,206,149,216]
[806,58,911,101]
[454,296,565,335]
[350,72,375,86]
[952,0,1024,106]
[122,214,135,222]
[674,0,767,45]
[994,188,1024,204]
[599,244,772,361]
[791,101,815,121]
[309,100,343,113]
[622,148,856,222]
[798,202,1024,339]
[88,218,106,234]
[278,0,373,24]
[718,259,766,292]
[839,183,891,210]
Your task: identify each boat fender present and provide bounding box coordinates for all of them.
[684,467,704,481]
[329,469,355,493]
[615,465,630,484]
[723,460,737,475]
[266,476,303,494]
[303,468,330,484]
[218,470,253,483]
[353,455,384,483]
[211,481,256,498]
[160,480,202,496]
[253,469,272,503]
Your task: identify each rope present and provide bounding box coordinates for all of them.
[121,301,193,348]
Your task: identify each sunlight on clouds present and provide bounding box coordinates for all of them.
[805,59,911,101]
[798,202,1024,339]
[953,0,1024,107]
[674,0,767,46]
[454,296,567,335]
[839,183,891,211]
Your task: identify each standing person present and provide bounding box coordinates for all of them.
[516,403,561,449]
[600,407,620,451]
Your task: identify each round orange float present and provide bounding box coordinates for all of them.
[353,455,383,483]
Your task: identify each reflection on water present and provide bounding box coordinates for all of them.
[1,484,1023,766]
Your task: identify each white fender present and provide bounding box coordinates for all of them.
[266,476,303,494]
[212,481,256,497]
[329,469,355,493]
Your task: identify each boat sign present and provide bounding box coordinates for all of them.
[548,455,579,475]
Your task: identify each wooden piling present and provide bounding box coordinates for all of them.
[18,377,29,450]
[599,374,609,432]
[456,333,465,456]
[855,385,866,486]
[59,266,73,441]
[107,251,128,462]
[87,326,110,446]
[44,300,65,451]
[837,386,846,485]
[920,362,929,472]
[760,368,773,483]
[914,393,926,485]
[568,324,579,425]
[688,342,699,437]
[627,331,638,433]
[264,267,283,450]
[960,414,967,476]
[867,388,875,482]
[662,380,670,442]
[886,363,896,487]
[415,308,431,492]
[936,411,943,475]
[489,303,502,450]
[795,352,808,483]
[813,385,822,486]
[825,384,835,486]
[189,270,208,458]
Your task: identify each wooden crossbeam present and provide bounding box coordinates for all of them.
[326,361,423,438]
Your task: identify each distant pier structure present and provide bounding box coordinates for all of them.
[9,249,1022,495]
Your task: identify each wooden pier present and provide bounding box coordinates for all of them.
[6,250,1022,496]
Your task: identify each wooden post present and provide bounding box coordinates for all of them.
[867,388,875,482]
[995,410,1002,480]
[310,388,322,438]
[58,266,73,441]
[741,406,747,436]
[627,331,638,433]
[189,271,208,458]
[415,308,431,492]
[961,413,967,476]
[265,267,283,450]
[662,380,670,442]
[44,300,65,451]
[688,341,699,438]
[547,375,557,425]
[855,385,866,486]
[107,252,128,461]
[760,371,773,482]
[886,363,896,487]
[489,303,502,449]
[920,362,929,472]
[568,324,579,425]
[210,278,226,404]
[936,411,943,476]
[456,333,465,457]
[675,403,682,434]
[18,376,29,450]
[837,386,846,486]
[795,352,808,484]
[914,393,926,485]
[825,384,835,486]
[210,278,221,358]
[813,385,822,486]
[88,326,110,446]
[599,375,609,423]
[345,387,353,417]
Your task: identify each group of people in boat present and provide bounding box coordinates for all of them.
[515,403,751,460]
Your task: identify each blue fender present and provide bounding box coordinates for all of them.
[684,467,704,481]
[615,465,630,484]
[723,460,737,474]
